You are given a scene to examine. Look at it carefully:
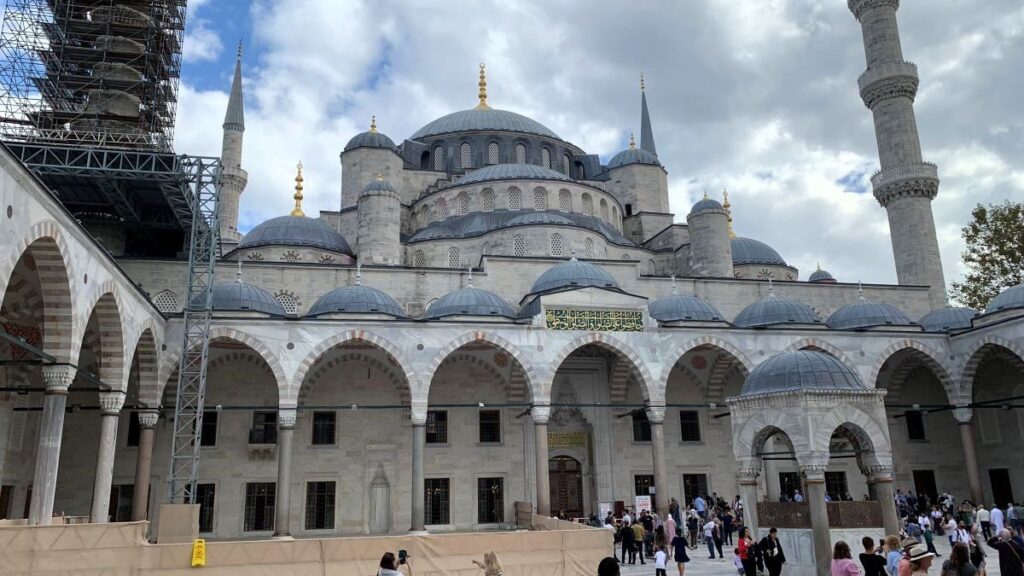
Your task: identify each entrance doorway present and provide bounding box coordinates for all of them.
[682,474,708,507]
[989,469,1014,508]
[913,470,937,501]
[549,456,583,519]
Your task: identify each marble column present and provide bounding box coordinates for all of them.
[29,365,75,525]
[410,420,426,532]
[802,464,832,576]
[90,392,126,523]
[647,406,668,515]
[532,405,551,517]
[866,464,900,537]
[131,410,159,521]
[954,408,984,505]
[273,409,296,537]
[737,458,761,536]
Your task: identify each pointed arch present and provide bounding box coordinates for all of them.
[785,337,857,375]
[958,336,1024,403]
[424,331,540,402]
[814,404,891,459]
[547,333,654,401]
[130,326,160,406]
[289,330,416,405]
[660,335,754,390]
[733,411,810,462]
[78,289,126,392]
[868,339,955,402]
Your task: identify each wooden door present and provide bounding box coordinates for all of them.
[549,456,583,519]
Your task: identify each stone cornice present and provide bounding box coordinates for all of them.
[860,67,919,109]
[873,177,939,207]
[849,0,900,20]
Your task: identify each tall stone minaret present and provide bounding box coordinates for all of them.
[849,0,946,308]
[639,73,657,157]
[220,43,248,245]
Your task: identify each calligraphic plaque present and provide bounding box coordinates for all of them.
[545,308,644,332]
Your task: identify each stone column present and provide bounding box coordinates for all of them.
[802,464,832,576]
[647,406,668,515]
[90,392,126,523]
[410,418,426,532]
[532,405,551,517]
[954,408,984,505]
[865,464,899,537]
[131,410,159,521]
[29,365,75,525]
[737,458,761,536]
[273,409,296,538]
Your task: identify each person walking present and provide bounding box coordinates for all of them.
[759,526,786,576]
[907,544,935,575]
[703,518,717,560]
[654,545,668,576]
[987,529,1024,576]
[990,506,1005,534]
[633,519,647,565]
[694,495,707,520]
[712,518,725,560]
[884,535,904,576]
[723,507,736,545]
[738,526,758,574]
[977,505,991,540]
[664,512,677,550]
[670,527,690,576]
[655,525,668,560]
[940,543,978,576]
[687,512,699,550]
[621,521,635,565]
[832,541,864,576]
[860,536,887,576]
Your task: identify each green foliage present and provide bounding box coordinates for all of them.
[950,201,1024,310]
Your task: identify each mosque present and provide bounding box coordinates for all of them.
[1,2,1022,570]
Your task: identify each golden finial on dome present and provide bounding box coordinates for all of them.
[629,133,636,149]
[290,161,305,217]
[475,62,491,110]
[370,115,377,134]
[722,189,736,238]
[640,72,645,92]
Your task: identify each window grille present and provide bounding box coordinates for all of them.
[457,192,469,215]
[477,477,504,524]
[275,293,298,315]
[447,247,460,269]
[304,481,335,530]
[515,143,527,164]
[584,238,594,259]
[437,198,449,218]
[153,290,177,313]
[558,189,571,212]
[513,235,526,257]
[460,142,472,169]
[189,484,216,533]
[482,189,495,211]
[550,233,564,256]
[433,146,444,171]
[541,147,551,168]
[479,410,501,443]
[582,194,593,216]
[680,410,701,442]
[312,412,336,445]
[563,154,572,175]
[244,483,276,532]
[648,260,656,275]
[632,411,651,442]
[508,188,521,210]
[413,250,425,268]
[426,410,448,443]
[488,142,499,164]
[425,478,450,525]
[600,199,609,221]
[534,188,547,210]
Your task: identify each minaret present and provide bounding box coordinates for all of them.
[639,74,657,157]
[849,0,946,308]
[220,42,249,245]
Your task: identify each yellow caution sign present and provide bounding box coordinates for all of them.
[191,538,206,567]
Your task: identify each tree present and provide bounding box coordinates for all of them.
[949,200,1024,310]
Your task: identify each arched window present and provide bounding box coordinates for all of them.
[541,147,551,168]
[558,189,571,212]
[153,290,177,313]
[513,234,526,257]
[275,293,298,315]
[550,233,564,256]
[600,199,609,221]
[582,193,593,216]
[647,260,656,275]
[482,189,495,212]
[533,187,548,210]
[563,153,572,175]
[515,143,527,164]
[612,206,618,225]
[488,142,500,165]
[625,203,633,217]
[621,253,631,260]
[584,238,594,259]
[460,142,472,169]
[448,247,461,269]
[413,250,426,268]
[508,187,522,210]
[437,198,449,218]
[456,192,469,216]
[433,145,444,171]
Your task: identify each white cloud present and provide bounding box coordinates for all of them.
[175,0,1024,291]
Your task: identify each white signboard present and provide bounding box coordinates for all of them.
[634,495,652,514]
[599,502,612,519]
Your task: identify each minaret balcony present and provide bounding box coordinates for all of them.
[870,162,939,205]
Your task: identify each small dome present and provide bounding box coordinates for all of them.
[203,281,287,316]
[809,267,835,283]
[344,130,396,151]
[608,147,660,169]
[731,237,787,266]
[740,350,864,397]
[826,299,913,330]
[411,108,561,141]
[918,306,977,332]
[240,215,353,254]
[362,178,398,195]
[648,292,724,322]
[734,294,821,327]
[306,285,405,318]
[985,283,1024,314]
[689,197,723,216]
[423,286,517,320]
[530,258,620,295]
[459,163,572,185]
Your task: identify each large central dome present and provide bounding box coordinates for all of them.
[410,108,560,141]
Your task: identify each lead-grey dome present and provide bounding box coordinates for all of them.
[648,292,724,322]
[689,197,723,215]
[809,267,835,283]
[459,163,572,185]
[918,306,977,332]
[344,130,396,151]
[201,281,287,317]
[407,209,634,247]
[423,286,517,319]
[411,108,560,140]
[240,215,353,254]
[740,350,864,396]
[530,258,620,295]
[306,285,404,318]
[826,299,913,330]
[734,293,821,327]
[362,178,398,195]
[607,147,660,169]
[731,237,787,266]
[985,283,1024,314]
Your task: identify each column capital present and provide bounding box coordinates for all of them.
[952,406,973,424]
[848,0,899,20]
[800,464,829,482]
[41,365,76,393]
[531,404,551,424]
[645,405,665,424]
[278,408,297,429]
[736,458,762,483]
[861,463,895,483]
[98,391,125,415]
[137,409,159,428]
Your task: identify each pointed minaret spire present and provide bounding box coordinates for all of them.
[475,62,491,110]
[640,73,657,157]
[224,40,245,130]
[219,39,249,244]
[290,162,305,217]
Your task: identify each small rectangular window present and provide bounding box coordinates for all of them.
[425,478,450,525]
[825,472,849,501]
[187,483,216,533]
[107,484,134,522]
[479,410,501,443]
[0,485,11,519]
[250,411,277,444]
[126,413,141,447]
[679,410,701,442]
[200,411,218,447]
[634,474,656,512]
[778,472,801,500]
[632,411,651,442]
[477,477,504,524]
[244,482,276,532]
[305,481,335,530]
[426,410,448,444]
[312,411,336,445]
[905,411,926,441]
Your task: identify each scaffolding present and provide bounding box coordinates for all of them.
[0,0,186,151]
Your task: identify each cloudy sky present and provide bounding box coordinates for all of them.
[175,0,1024,289]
